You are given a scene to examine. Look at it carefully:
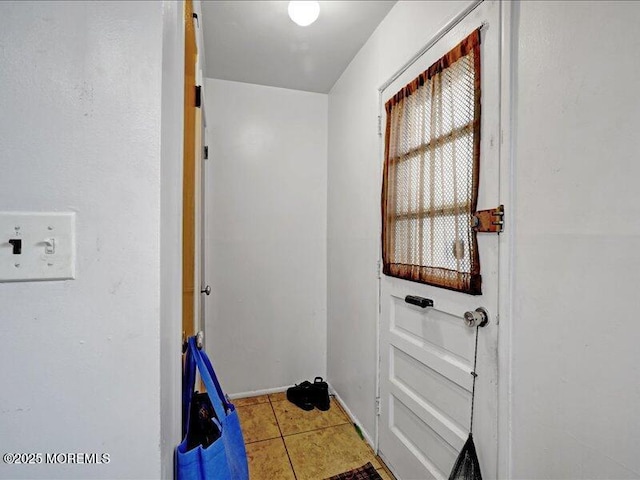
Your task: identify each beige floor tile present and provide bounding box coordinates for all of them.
[332,398,349,417]
[377,467,395,480]
[237,403,281,443]
[284,423,381,480]
[245,437,295,480]
[234,394,270,408]
[376,457,396,479]
[273,398,349,436]
[268,391,287,402]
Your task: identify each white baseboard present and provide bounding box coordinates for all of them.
[328,382,376,453]
[228,385,292,400]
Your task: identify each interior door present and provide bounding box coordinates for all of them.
[182,0,197,340]
[378,2,501,479]
[183,0,207,343]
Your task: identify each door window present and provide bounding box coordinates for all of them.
[381,29,482,295]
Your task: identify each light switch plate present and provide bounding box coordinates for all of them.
[0,212,76,282]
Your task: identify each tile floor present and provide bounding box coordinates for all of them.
[235,392,395,480]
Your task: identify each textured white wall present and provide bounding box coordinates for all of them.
[160,1,185,478]
[204,79,328,395]
[327,0,476,443]
[0,2,165,478]
[511,2,640,478]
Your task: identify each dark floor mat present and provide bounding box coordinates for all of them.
[325,462,383,480]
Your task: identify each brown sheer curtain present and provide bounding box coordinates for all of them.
[381,29,482,295]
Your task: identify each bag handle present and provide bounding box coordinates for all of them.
[182,344,197,438]
[184,338,229,411]
[197,344,230,411]
[188,337,230,410]
[188,337,227,422]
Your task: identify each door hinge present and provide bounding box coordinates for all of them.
[377,260,381,279]
[473,204,504,233]
[195,85,202,108]
[204,145,209,160]
[377,115,382,137]
[192,12,199,28]
[375,397,381,416]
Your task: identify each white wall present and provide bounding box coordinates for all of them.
[204,79,327,395]
[329,0,640,477]
[0,2,167,478]
[327,0,477,443]
[511,1,640,478]
[160,1,185,478]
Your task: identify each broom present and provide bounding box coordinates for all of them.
[448,325,483,480]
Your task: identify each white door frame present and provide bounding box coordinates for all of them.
[374,1,514,478]
[193,4,208,343]
[496,1,514,477]
[193,101,207,338]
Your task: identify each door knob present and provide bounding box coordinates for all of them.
[201,285,211,296]
[463,307,489,328]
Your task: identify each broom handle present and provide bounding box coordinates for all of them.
[469,326,480,434]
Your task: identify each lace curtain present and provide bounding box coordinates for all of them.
[381,29,482,295]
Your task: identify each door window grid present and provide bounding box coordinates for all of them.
[382,29,482,294]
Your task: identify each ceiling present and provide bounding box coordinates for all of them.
[201,1,396,93]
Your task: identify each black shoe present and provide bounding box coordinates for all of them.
[311,377,330,411]
[286,381,314,411]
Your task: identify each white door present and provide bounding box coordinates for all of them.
[378,2,501,479]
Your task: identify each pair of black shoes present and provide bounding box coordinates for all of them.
[286,377,330,411]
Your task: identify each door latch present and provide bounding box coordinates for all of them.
[405,295,434,308]
[472,205,504,233]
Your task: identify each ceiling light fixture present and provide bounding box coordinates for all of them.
[288,1,320,27]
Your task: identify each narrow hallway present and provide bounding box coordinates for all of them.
[235,394,394,480]
[3,1,640,479]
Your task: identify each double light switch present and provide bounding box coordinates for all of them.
[0,212,76,282]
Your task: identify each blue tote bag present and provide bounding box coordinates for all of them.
[177,337,249,480]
